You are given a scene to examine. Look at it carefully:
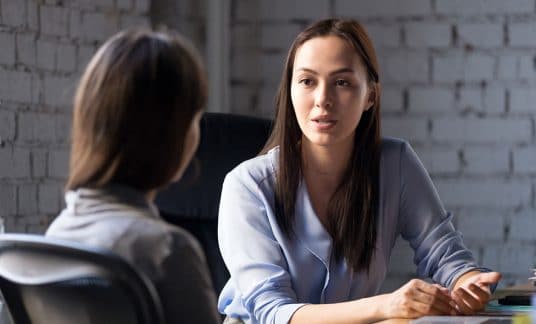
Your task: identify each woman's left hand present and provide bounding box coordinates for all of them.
[451,271,502,315]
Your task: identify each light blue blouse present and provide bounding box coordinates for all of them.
[218,138,485,324]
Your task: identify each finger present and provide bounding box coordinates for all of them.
[416,281,453,306]
[452,290,474,315]
[468,283,491,302]
[411,289,455,315]
[453,288,484,314]
[410,299,446,316]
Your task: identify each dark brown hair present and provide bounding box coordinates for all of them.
[262,18,381,272]
[67,29,206,192]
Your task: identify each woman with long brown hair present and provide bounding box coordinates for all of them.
[217,18,500,323]
[46,29,220,323]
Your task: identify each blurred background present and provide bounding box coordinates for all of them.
[0,0,535,291]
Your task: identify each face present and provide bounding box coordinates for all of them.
[172,111,202,182]
[290,35,374,149]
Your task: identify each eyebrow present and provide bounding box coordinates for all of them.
[294,67,355,75]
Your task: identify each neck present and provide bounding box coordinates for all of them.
[145,190,157,202]
[301,136,354,185]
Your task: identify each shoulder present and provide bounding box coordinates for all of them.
[380,137,413,166]
[225,146,278,187]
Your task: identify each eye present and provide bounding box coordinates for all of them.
[335,79,350,87]
[298,78,314,86]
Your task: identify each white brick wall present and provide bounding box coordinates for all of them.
[224,0,535,286]
[0,0,150,234]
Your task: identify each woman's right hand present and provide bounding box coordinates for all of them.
[380,279,457,319]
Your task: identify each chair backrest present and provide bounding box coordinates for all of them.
[156,112,272,294]
[0,233,165,324]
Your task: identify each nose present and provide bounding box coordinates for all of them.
[314,81,332,109]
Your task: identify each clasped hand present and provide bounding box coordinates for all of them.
[383,272,501,319]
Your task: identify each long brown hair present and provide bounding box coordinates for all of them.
[262,18,381,272]
[67,29,206,192]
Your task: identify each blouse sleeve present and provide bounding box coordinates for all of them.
[397,141,489,289]
[218,168,306,324]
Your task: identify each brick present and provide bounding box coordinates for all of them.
[362,24,400,48]
[497,55,518,80]
[56,43,76,72]
[382,117,428,143]
[509,88,536,113]
[0,148,30,179]
[261,52,286,84]
[0,32,16,65]
[232,24,260,50]
[258,84,278,117]
[39,183,61,214]
[231,85,257,116]
[408,87,454,113]
[414,147,459,174]
[483,85,506,113]
[457,23,503,47]
[510,23,536,47]
[43,75,75,108]
[40,6,69,37]
[336,0,431,17]
[483,243,535,275]
[405,22,451,48]
[0,184,17,216]
[513,146,536,173]
[36,40,56,71]
[381,87,404,113]
[260,0,329,20]
[134,0,150,14]
[16,33,36,66]
[457,211,504,241]
[120,15,150,29]
[0,110,15,141]
[260,24,301,50]
[48,149,69,179]
[235,0,258,22]
[77,45,96,72]
[458,88,482,112]
[31,149,48,178]
[432,118,531,143]
[27,0,38,30]
[18,184,38,214]
[383,51,428,83]
[518,55,536,80]
[55,114,71,143]
[81,12,119,42]
[463,146,509,174]
[69,9,82,39]
[433,53,495,82]
[1,0,26,27]
[18,112,56,143]
[117,0,132,10]
[436,0,534,15]
[436,180,531,208]
[0,69,32,103]
[509,210,536,241]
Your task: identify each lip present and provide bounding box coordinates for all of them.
[310,117,337,131]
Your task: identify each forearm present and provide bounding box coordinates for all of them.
[289,294,388,324]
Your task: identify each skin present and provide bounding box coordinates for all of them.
[287,35,500,323]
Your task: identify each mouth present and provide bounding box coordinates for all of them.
[311,118,337,130]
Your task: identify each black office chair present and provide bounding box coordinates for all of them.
[156,112,273,295]
[0,233,165,324]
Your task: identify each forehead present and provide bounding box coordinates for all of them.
[293,35,364,71]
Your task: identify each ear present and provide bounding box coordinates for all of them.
[364,84,376,111]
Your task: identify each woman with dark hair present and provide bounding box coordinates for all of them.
[46,29,220,323]
[217,18,501,323]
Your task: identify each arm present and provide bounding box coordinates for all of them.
[291,279,455,323]
[220,165,455,323]
[156,230,221,324]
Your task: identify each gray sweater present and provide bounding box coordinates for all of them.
[46,184,220,324]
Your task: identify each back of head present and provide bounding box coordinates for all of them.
[67,29,207,192]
